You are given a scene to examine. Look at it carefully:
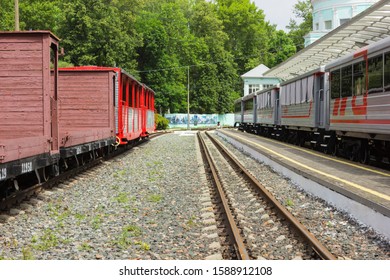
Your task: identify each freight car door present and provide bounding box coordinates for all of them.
[49,41,59,153]
[318,75,325,127]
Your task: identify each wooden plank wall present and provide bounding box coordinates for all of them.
[0,35,44,139]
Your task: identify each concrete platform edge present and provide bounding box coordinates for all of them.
[216,130,390,240]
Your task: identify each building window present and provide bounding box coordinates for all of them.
[315,23,319,30]
[248,84,260,94]
[325,20,332,30]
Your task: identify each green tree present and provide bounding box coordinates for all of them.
[215,0,268,76]
[20,0,63,33]
[266,29,296,67]
[287,0,313,51]
[136,0,196,114]
[188,0,239,113]
[58,0,140,72]
[0,0,15,30]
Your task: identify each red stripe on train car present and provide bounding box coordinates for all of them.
[281,101,313,119]
[331,119,390,124]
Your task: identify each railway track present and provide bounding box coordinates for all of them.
[197,131,336,260]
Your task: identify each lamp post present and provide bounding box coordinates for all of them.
[187,66,190,130]
[15,0,19,31]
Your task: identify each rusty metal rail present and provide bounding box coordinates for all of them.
[197,132,251,260]
[205,131,337,260]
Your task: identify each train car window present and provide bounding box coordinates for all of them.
[257,94,262,109]
[341,65,352,98]
[135,86,138,108]
[122,78,127,103]
[384,52,390,91]
[353,61,366,96]
[244,99,254,111]
[234,102,241,113]
[330,69,341,99]
[296,80,302,104]
[122,78,126,102]
[308,75,314,101]
[368,54,383,94]
[129,83,133,107]
[301,77,308,103]
[280,86,287,106]
[267,91,272,108]
[291,82,296,104]
[113,76,116,107]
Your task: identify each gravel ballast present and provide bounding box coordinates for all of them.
[0,131,389,260]
[0,131,219,260]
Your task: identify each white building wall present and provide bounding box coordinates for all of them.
[305,0,379,47]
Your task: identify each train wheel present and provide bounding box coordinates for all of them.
[359,143,370,164]
[39,167,49,182]
[332,144,338,157]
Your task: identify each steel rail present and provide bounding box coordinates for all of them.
[206,131,337,260]
[197,132,251,260]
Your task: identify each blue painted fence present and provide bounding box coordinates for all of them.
[164,113,235,128]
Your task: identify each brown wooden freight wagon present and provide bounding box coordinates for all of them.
[0,31,60,186]
[56,67,116,161]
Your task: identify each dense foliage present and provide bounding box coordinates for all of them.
[286,0,313,52]
[155,114,170,130]
[0,0,311,114]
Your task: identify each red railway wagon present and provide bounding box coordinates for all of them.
[115,68,155,144]
[0,31,60,189]
[56,68,116,165]
[59,66,155,146]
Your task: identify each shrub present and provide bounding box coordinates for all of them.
[155,114,169,130]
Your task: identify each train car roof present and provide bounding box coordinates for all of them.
[280,66,325,86]
[234,97,242,104]
[143,84,156,94]
[242,92,256,101]
[58,66,142,86]
[58,66,117,73]
[325,36,390,71]
[0,30,60,41]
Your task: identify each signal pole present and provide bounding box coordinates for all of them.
[187,66,190,130]
[15,0,20,31]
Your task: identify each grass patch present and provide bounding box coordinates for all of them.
[78,242,93,252]
[31,229,59,251]
[113,170,127,178]
[113,225,142,250]
[114,192,130,204]
[91,214,104,229]
[285,199,294,207]
[22,247,35,260]
[147,194,162,203]
[135,241,150,251]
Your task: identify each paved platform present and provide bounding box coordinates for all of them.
[216,129,390,238]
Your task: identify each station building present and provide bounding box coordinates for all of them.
[241,64,281,96]
[304,0,380,46]
[242,0,380,96]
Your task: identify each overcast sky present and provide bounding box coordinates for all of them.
[253,0,303,31]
